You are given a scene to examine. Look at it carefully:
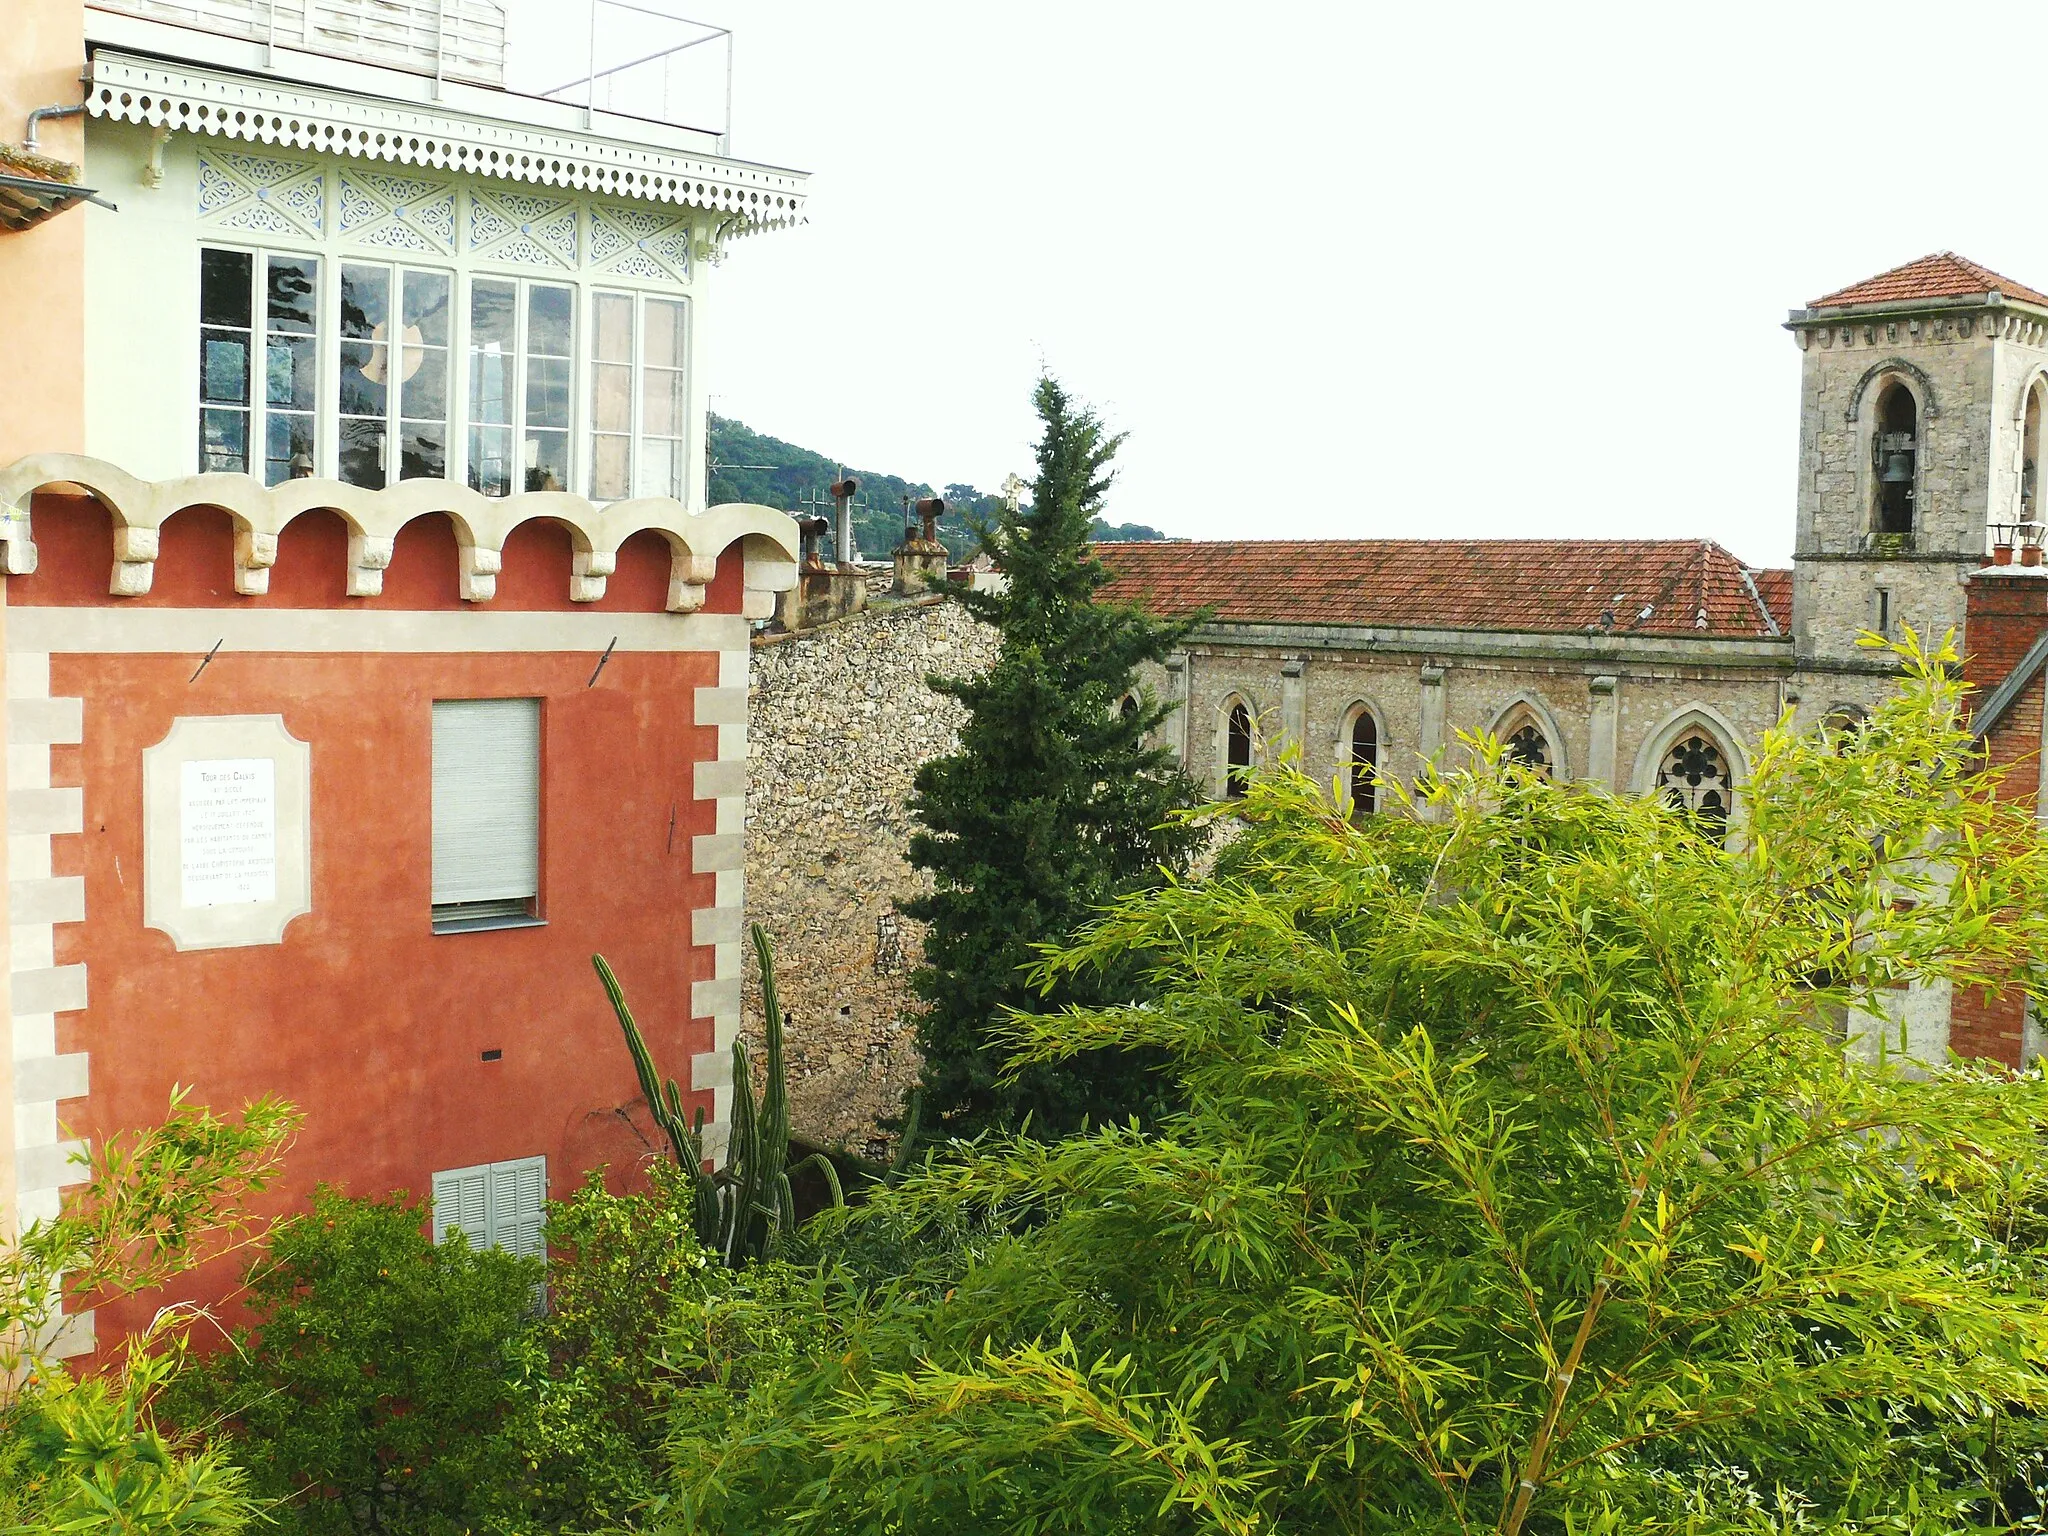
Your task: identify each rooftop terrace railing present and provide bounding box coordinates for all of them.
[537,0,732,151]
[87,0,509,87]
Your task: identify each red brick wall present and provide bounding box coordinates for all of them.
[1956,571,2048,1065]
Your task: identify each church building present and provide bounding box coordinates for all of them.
[1104,251,2048,1070]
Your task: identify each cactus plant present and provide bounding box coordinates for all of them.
[593,923,841,1267]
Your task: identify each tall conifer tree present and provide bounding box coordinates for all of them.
[904,377,1203,1138]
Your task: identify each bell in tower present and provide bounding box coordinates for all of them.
[1872,381,1917,537]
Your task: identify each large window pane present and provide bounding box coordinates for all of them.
[405,269,451,346]
[266,411,314,486]
[526,429,569,493]
[198,249,254,476]
[404,346,448,426]
[200,249,252,329]
[641,367,682,438]
[526,284,572,359]
[339,340,386,418]
[265,256,317,333]
[400,425,447,481]
[339,417,385,488]
[645,297,686,368]
[526,354,571,431]
[340,263,386,340]
[469,425,513,498]
[266,335,317,412]
[200,408,247,475]
[201,335,249,405]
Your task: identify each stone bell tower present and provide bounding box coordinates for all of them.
[1787,253,2048,669]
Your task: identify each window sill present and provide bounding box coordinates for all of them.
[431,913,548,936]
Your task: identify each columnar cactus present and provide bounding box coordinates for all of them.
[593,923,841,1266]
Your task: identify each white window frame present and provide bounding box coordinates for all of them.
[463,272,576,499]
[336,258,457,490]
[586,288,690,504]
[198,244,324,485]
[431,1154,548,1260]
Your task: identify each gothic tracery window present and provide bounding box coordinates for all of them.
[1504,722,1551,778]
[1659,730,1732,841]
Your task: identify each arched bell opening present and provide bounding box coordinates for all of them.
[1872,380,1919,536]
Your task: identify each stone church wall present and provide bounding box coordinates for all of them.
[742,597,997,1157]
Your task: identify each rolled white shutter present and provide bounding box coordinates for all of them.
[431,699,540,906]
[431,1163,491,1247]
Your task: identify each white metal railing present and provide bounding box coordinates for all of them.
[539,0,731,150]
[88,0,508,86]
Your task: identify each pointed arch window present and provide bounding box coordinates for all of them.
[1658,730,1733,842]
[1873,380,1918,536]
[1347,707,1379,816]
[1225,702,1253,799]
[1119,693,1140,723]
[2024,379,2044,524]
[1503,721,1551,778]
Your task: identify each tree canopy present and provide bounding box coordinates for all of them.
[660,635,2048,1534]
[905,376,1204,1137]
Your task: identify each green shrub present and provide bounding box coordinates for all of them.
[174,1187,537,1536]
[511,1166,712,1530]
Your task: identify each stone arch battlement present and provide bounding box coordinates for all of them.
[0,453,799,613]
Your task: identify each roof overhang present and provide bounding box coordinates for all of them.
[85,48,806,230]
[1785,290,2048,331]
[1185,618,1796,669]
[0,171,115,232]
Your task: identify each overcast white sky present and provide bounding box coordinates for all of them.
[508,1,2048,566]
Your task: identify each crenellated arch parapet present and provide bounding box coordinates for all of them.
[0,454,799,615]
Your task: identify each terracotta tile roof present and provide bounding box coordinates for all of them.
[1749,567,1792,634]
[1094,540,1790,641]
[1809,252,2048,310]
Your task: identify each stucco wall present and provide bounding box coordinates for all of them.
[0,0,85,467]
[15,492,749,1350]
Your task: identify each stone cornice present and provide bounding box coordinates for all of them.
[87,49,807,229]
[1786,296,2048,350]
[1185,619,1796,669]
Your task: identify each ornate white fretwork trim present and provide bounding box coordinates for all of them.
[89,51,807,230]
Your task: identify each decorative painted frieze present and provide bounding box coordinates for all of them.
[197,150,325,239]
[336,169,457,256]
[469,187,578,269]
[589,205,692,283]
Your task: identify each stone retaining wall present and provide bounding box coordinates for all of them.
[743,597,997,1156]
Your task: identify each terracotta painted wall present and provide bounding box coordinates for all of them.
[0,0,86,465]
[16,496,744,1341]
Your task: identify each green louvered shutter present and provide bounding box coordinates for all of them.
[431,1163,491,1248]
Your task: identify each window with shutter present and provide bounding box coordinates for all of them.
[431,698,542,931]
[488,1157,549,1261]
[430,1163,491,1248]
[430,1155,547,1259]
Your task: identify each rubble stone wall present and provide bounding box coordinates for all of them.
[743,597,997,1156]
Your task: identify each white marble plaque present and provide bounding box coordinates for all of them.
[144,716,311,951]
[179,758,277,907]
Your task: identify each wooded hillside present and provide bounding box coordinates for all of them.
[707,414,1168,559]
